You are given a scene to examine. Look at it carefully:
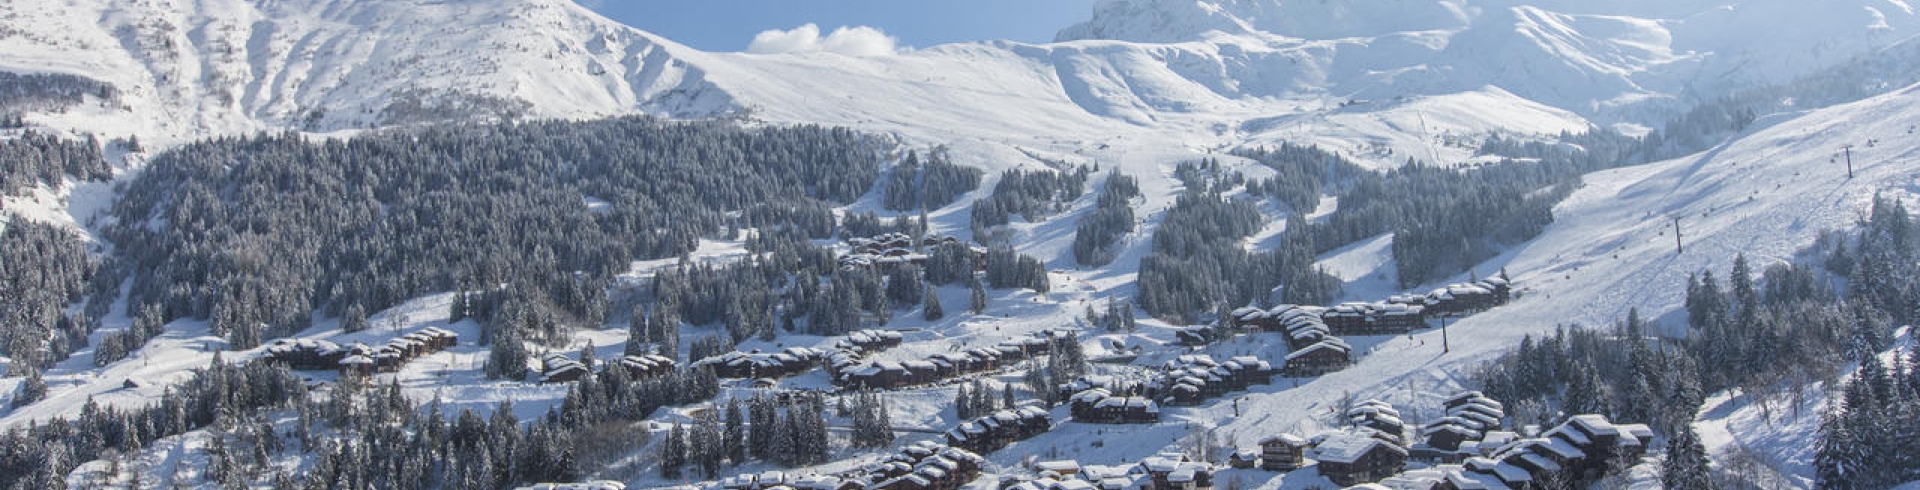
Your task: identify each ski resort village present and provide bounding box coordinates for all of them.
[3,0,1920,490]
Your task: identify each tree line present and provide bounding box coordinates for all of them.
[98,117,881,356]
[882,149,982,212]
[0,130,111,196]
[970,167,1090,243]
[1073,172,1140,266]
[1138,160,1338,322]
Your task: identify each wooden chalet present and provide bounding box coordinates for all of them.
[1140,453,1212,490]
[837,334,1059,390]
[1467,414,1650,489]
[841,233,981,273]
[1418,274,1513,317]
[695,347,825,379]
[541,354,590,383]
[1229,305,1331,350]
[1230,306,1283,332]
[1418,392,1508,459]
[1054,375,1126,401]
[1282,338,1352,376]
[1173,326,1218,347]
[1035,460,1083,478]
[1068,388,1159,424]
[1258,433,1308,471]
[1348,400,1407,444]
[839,361,936,390]
[866,442,986,490]
[1228,449,1260,469]
[1313,430,1409,487]
[608,354,675,379]
[267,327,457,377]
[1145,355,1271,406]
[944,406,1050,454]
[1322,302,1426,335]
[265,339,348,370]
[841,329,906,352]
[339,354,376,378]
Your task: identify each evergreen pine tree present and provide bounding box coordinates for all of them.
[13,369,46,407]
[1662,424,1717,490]
[344,304,370,333]
[660,423,687,479]
[1815,413,1859,490]
[969,278,988,315]
[748,395,775,460]
[484,330,527,380]
[923,285,944,321]
[724,398,745,464]
[954,383,973,419]
[626,306,649,356]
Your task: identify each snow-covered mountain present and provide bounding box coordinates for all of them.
[0,0,731,144]
[1059,0,1920,121]
[10,0,1918,154]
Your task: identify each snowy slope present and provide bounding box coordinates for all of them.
[1204,77,1920,459]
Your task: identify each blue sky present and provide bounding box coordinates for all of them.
[582,0,1100,52]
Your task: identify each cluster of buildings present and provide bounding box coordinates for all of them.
[826,329,907,376]
[715,472,863,490]
[531,352,677,384]
[838,233,979,273]
[610,353,678,379]
[1221,274,1514,380]
[262,327,459,377]
[693,347,828,379]
[1411,392,1507,461]
[1141,355,1272,406]
[1214,391,1649,490]
[1361,413,1652,490]
[1318,273,1512,336]
[718,441,987,490]
[1002,452,1216,490]
[1229,305,1354,376]
[1321,302,1427,335]
[513,482,627,490]
[1066,387,1159,424]
[942,405,1051,454]
[1055,354,1271,423]
[860,441,988,490]
[1396,275,1512,317]
[834,334,1059,390]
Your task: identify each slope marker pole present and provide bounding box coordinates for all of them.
[1673,217,1683,254]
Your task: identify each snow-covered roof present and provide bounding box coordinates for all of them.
[1260,433,1307,447]
[513,481,626,490]
[1566,414,1620,437]
[1518,452,1561,472]
[1037,460,1081,473]
[1315,431,1406,464]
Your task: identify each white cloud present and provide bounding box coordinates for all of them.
[747,23,901,56]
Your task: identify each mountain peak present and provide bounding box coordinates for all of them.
[1054,0,1473,43]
